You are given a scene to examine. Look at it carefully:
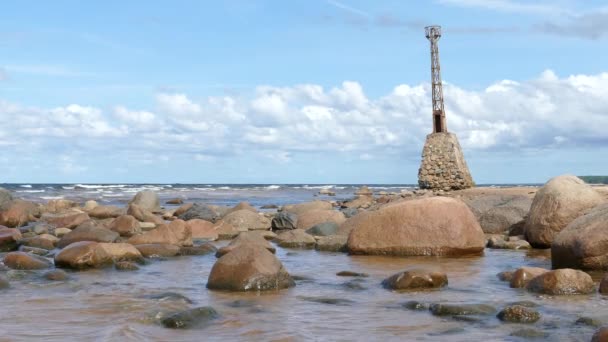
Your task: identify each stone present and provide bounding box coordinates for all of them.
[355,186,373,196]
[525,268,595,295]
[87,205,124,219]
[179,243,217,256]
[32,224,49,235]
[525,175,603,248]
[216,231,276,257]
[44,199,78,214]
[418,133,474,190]
[19,245,49,256]
[54,227,71,237]
[497,271,513,282]
[296,210,346,231]
[315,235,348,252]
[127,220,192,247]
[166,198,184,205]
[346,197,485,256]
[178,203,220,222]
[214,220,240,240]
[43,269,69,281]
[601,274,608,295]
[128,190,161,212]
[552,203,608,270]
[55,241,143,269]
[20,234,59,250]
[139,222,156,231]
[319,188,336,196]
[42,212,90,229]
[186,219,218,240]
[306,222,339,236]
[510,329,548,339]
[0,187,14,210]
[223,210,271,231]
[82,200,98,211]
[207,244,295,291]
[115,261,139,271]
[497,305,541,323]
[57,222,119,248]
[108,215,141,237]
[464,195,531,234]
[429,303,496,316]
[592,327,608,342]
[282,201,333,215]
[226,202,257,215]
[0,275,9,289]
[275,229,316,249]
[3,251,52,270]
[510,267,549,288]
[342,196,373,209]
[382,269,448,291]
[0,200,39,227]
[271,211,298,230]
[0,227,22,251]
[160,307,219,329]
[173,203,193,217]
[341,208,359,218]
[337,271,369,277]
[135,243,181,258]
[127,204,164,225]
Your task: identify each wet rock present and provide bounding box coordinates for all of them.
[592,327,608,342]
[402,301,429,311]
[43,269,69,281]
[306,222,339,236]
[115,261,139,271]
[271,211,298,231]
[20,234,58,250]
[19,245,50,256]
[108,215,141,237]
[0,275,9,289]
[0,227,22,252]
[216,231,276,257]
[135,244,181,258]
[464,195,531,234]
[127,204,164,225]
[282,201,332,215]
[259,230,277,240]
[82,200,98,212]
[0,200,39,227]
[3,251,52,270]
[275,229,316,249]
[55,241,143,269]
[552,203,608,270]
[341,278,367,291]
[145,292,194,304]
[600,274,608,295]
[223,209,271,231]
[160,307,219,329]
[319,188,336,196]
[42,212,89,229]
[315,235,348,252]
[382,269,448,291]
[128,190,161,213]
[87,205,124,219]
[127,219,192,247]
[32,224,49,235]
[576,317,603,327]
[497,305,541,323]
[298,296,354,306]
[296,210,345,231]
[510,267,549,288]
[214,220,240,240]
[336,271,369,277]
[346,197,486,256]
[207,244,294,291]
[525,175,604,248]
[166,198,184,205]
[510,328,548,338]
[138,222,156,231]
[179,243,217,256]
[178,203,220,222]
[53,227,71,238]
[525,268,595,295]
[186,219,218,241]
[57,221,119,248]
[497,271,513,282]
[509,301,539,308]
[429,303,496,316]
[341,208,359,218]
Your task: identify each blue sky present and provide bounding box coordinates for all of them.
[1,0,608,184]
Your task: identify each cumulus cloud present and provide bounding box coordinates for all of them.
[1,70,607,170]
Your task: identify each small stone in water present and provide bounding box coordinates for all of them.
[298,296,354,306]
[336,271,369,277]
[43,269,69,281]
[402,301,429,311]
[160,307,219,329]
[145,292,194,304]
[430,303,496,316]
[115,261,139,271]
[575,317,603,327]
[497,305,541,323]
[510,328,548,338]
[0,275,9,289]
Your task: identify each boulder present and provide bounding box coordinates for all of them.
[160,307,219,329]
[315,235,348,252]
[20,234,59,250]
[44,199,78,214]
[464,195,531,234]
[296,210,345,231]
[600,274,608,295]
[43,269,69,281]
[226,202,257,215]
[87,205,124,219]
[128,190,161,212]
[282,201,332,215]
[382,269,448,291]
[178,203,220,222]
[355,186,373,196]
[0,200,39,227]
[42,212,90,229]
[346,197,486,256]
[55,241,143,269]
[108,215,141,237]
[82,200,98,211]
[525,175,604,248]
[306,222,339,236]
[510,267,549,288]
[552,203,608,270]
[275,229,316,249]
[0,227,22,251]
[174,203,193,217]
[127,204,164,225]
[127,219,192,247]
[179,243,217,256]
[166,198,184,205]
[3,251,52,270]
[0,187,14,210]
[271,212,298,231]
[526,269,595,295]
[216,231,276,257]
[135,243,181,258]
[497,305,541,323]
[223,210,271,231]
[53,228,71,237]
[342,195,373,209]
[207,244,295,291]
[57,221,119,248]
[187,219,218,240]
[214,220,240,240]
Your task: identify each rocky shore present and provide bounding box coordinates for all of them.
[1,176,608,340]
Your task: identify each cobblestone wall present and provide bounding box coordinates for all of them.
[418,132,474,190]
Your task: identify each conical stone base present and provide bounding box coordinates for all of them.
[418,132,474,190]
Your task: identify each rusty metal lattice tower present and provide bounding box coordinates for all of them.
[425,25,447,133]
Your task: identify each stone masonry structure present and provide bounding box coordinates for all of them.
[418,132,474,190]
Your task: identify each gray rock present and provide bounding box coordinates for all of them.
[497,305,541,323]
[306,222,339,236]
[57,222,119,248]
[115,261,139,271]
[178,203,220,222]
[271,211,298,230]
[510,328,548,338]
[382,269,448,291]
[315,235,348,252]
[336,271,369,277]
[341,208,359,218]
[43,269,69,281]
[160,307,219,329]
[129,190,161,212]
[430,303,496,316]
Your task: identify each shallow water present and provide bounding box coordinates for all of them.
[1,246,606,341]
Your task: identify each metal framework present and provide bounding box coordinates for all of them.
[425,25,447,133]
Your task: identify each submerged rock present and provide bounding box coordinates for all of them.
[216,231,275,257]
[55,241,143,269]
[115,261,139,271]
[429,303,496,316]
[0,227,22,252]
[510,267,549,288]
[402,301,430,311]
[43,269,69,281]
[510,328,548,339]
[315,235,348,252]
[145,292,194,304]
[298,296,354,306]
[497,305,541,323]
[600,274,608,295]
[179,244,217,256]
[382,269,448,291]
[135,244,181,258]
[306,222,339,236]
[275,229,316,249]
[0,275,9,289]
[336,271,369,277]
[160,307,219,329]
[3,251,52,270]
[271,212,298,230]
[525,269,594,295]
[129,190,161,213]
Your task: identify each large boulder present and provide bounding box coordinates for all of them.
[552,203,608,270]
[0,227,22,252]
[525,175,604,248]
[42,212,90,229]
[0,200,39,227]
[296,210,345,231]
[109,215,141,237]
[315,235,348,252]
[346,197,485,256]
[178,203,220,222]
[216,231,276,257]
[282,201,332,215]
[44,199,78,214]
[128,190,160,212]
[187,219,218,240]
[207,244,295,291]
[306,222,339,236]
[55,241,143,269]
[525,268,595,295]
[20,234,59,250]
[3,251,52,270]
[214,220,240,240]
[464,195,532,234]
[57,221,119,248]
[87,205,124,219]
[382,269,448,291]
[226,202,257,215]
[509,267,549,288]
[271,212,298,231]
[127,219,192,247]
[275,229,316,249]
[135,243,181,258]
[127,204,164,225]
[223,210,271,231]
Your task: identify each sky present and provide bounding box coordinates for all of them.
[1,0,608,184]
